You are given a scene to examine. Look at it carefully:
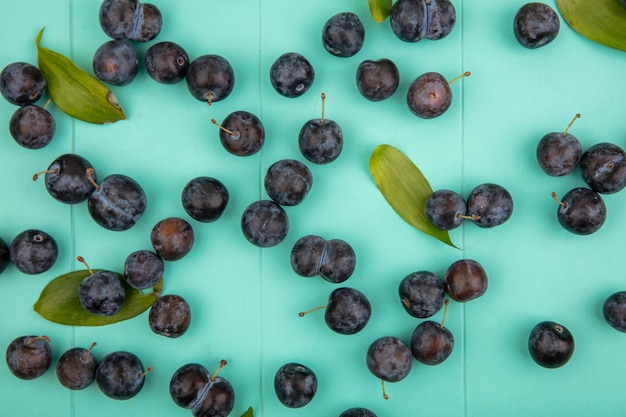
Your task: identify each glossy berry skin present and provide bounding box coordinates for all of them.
[217,111,265,156]
[191,375,235,417]
[88,173,147,231]
[444,259,488,302]
[579,142,626,194]
[299,118,343,164]
[290,235,356,283]
[324,287,371,335]
[425,189,467,230]
[43,154,96,204]
[536,131,582,176]
[322,12,365,57]
[556,188,606,235]
[148,294,191,338]
[181,177,229,222]
[99,0,162,42]
[56,346,97,390]
[96,351,147,400]
[145,41,189,84]
[264,159,313,206]
[241,200,289,247]
[390,0,456,42]
[78,270,126,316]
[513,2,560,49]
[0,237,9,274]
[366,336,412,382]
[150,217,195,261]
[603,291,626,332]
[356,58,399,102]
[9,104,56,149]
[5,336,52,380]
[466,183,514,228]
[528,321,574,368]
[407,72,452,119]
[398,271,445,318]
[186,54,235,104]
[93,39,139,86]
[269,52,315,98]
[0,62,46,106]
[411,321,454,365]
[170,363,211,409]
[124,250,164,289]
[340,408,378,417]
[274,363,317,408]
[10,229,58,275]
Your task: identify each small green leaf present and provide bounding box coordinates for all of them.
[369,144,458,248]
[556,0,626,52]
[36,27,126,124]
[33,269,162,326]
[241,407,254,417]
[366,0,392,22]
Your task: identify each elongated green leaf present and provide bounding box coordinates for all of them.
[556,0,626,52]
[36,27,126,124]
[34,269,162,326]
[241,407,254,417]
[369,144,458,248]
[366,0,392,22]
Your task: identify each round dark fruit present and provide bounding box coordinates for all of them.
[56,343,98,390]
[96,351,148,400]
[444,259,488,302]
[407,72,452,119]
[603,291,626,332]
[150,217,195,261]
[319,238,356,284]
[92,39,139,86]
[366,336,412,382]
[170,363,210,409]
[425,189,467,230]
[0,237,9,274]
[274,363,317,408]
[214,111,265,156]
[536,129,582,177]
[9,104,56,149]
[410,320,454,365]
[87,172,147,232]
[528,321,574,368]
[355,58,399,102]
[398,271,445,318]
[513,2,560,49]
[264,159,313,206]
[10,229,58,275]
[554,188,606,235]
[145,41,189,84]
[181,177,229,222]
[5,335,52,380]
[269,52,315,98]
[299,116,343,164]
[324,287,371,335]
[390,0,456,42]
[78,270,126,316]
[290,234,327,277]
[241,200,289,247]
[40,153,96,204]
[186,54,235,104]
[321,12,365,57]
[124,249,164,289]
[579,142,626,194]
[148,294,191,338]
[190,370,235,417]
[340,408,378,417]
[99,0,162,41]
[0,62,46,106]
[466,183,514,228]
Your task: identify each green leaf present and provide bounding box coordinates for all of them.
[241,407,254,417]
[36,27,126,124]
[33,269,162,326]
[556,0,626,52]
[366,0,392,22]
[369,144,458,248]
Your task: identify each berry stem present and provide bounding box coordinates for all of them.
[211,118,239,138]
[551,191,566,208]
[210,359,228,381]
[205,92,214,106]
[138,366,153,379]
[298,305,327,317]
[448,71,471,85]
[320,92,326,124]
[32,169,59,181]
[440,299,450,328]
[382,379,389,400]
[562,113,581,137]
[76,256,94,275]
[86,168,100,191]
[82,342,97,361]
[25,335,50,345]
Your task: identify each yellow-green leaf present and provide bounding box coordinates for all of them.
[556,0,626,52]
[36,27,126,124]
[366,0,392,22]
[241,407,254,417]
[369,144,458,248]
[33,269,162,326]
